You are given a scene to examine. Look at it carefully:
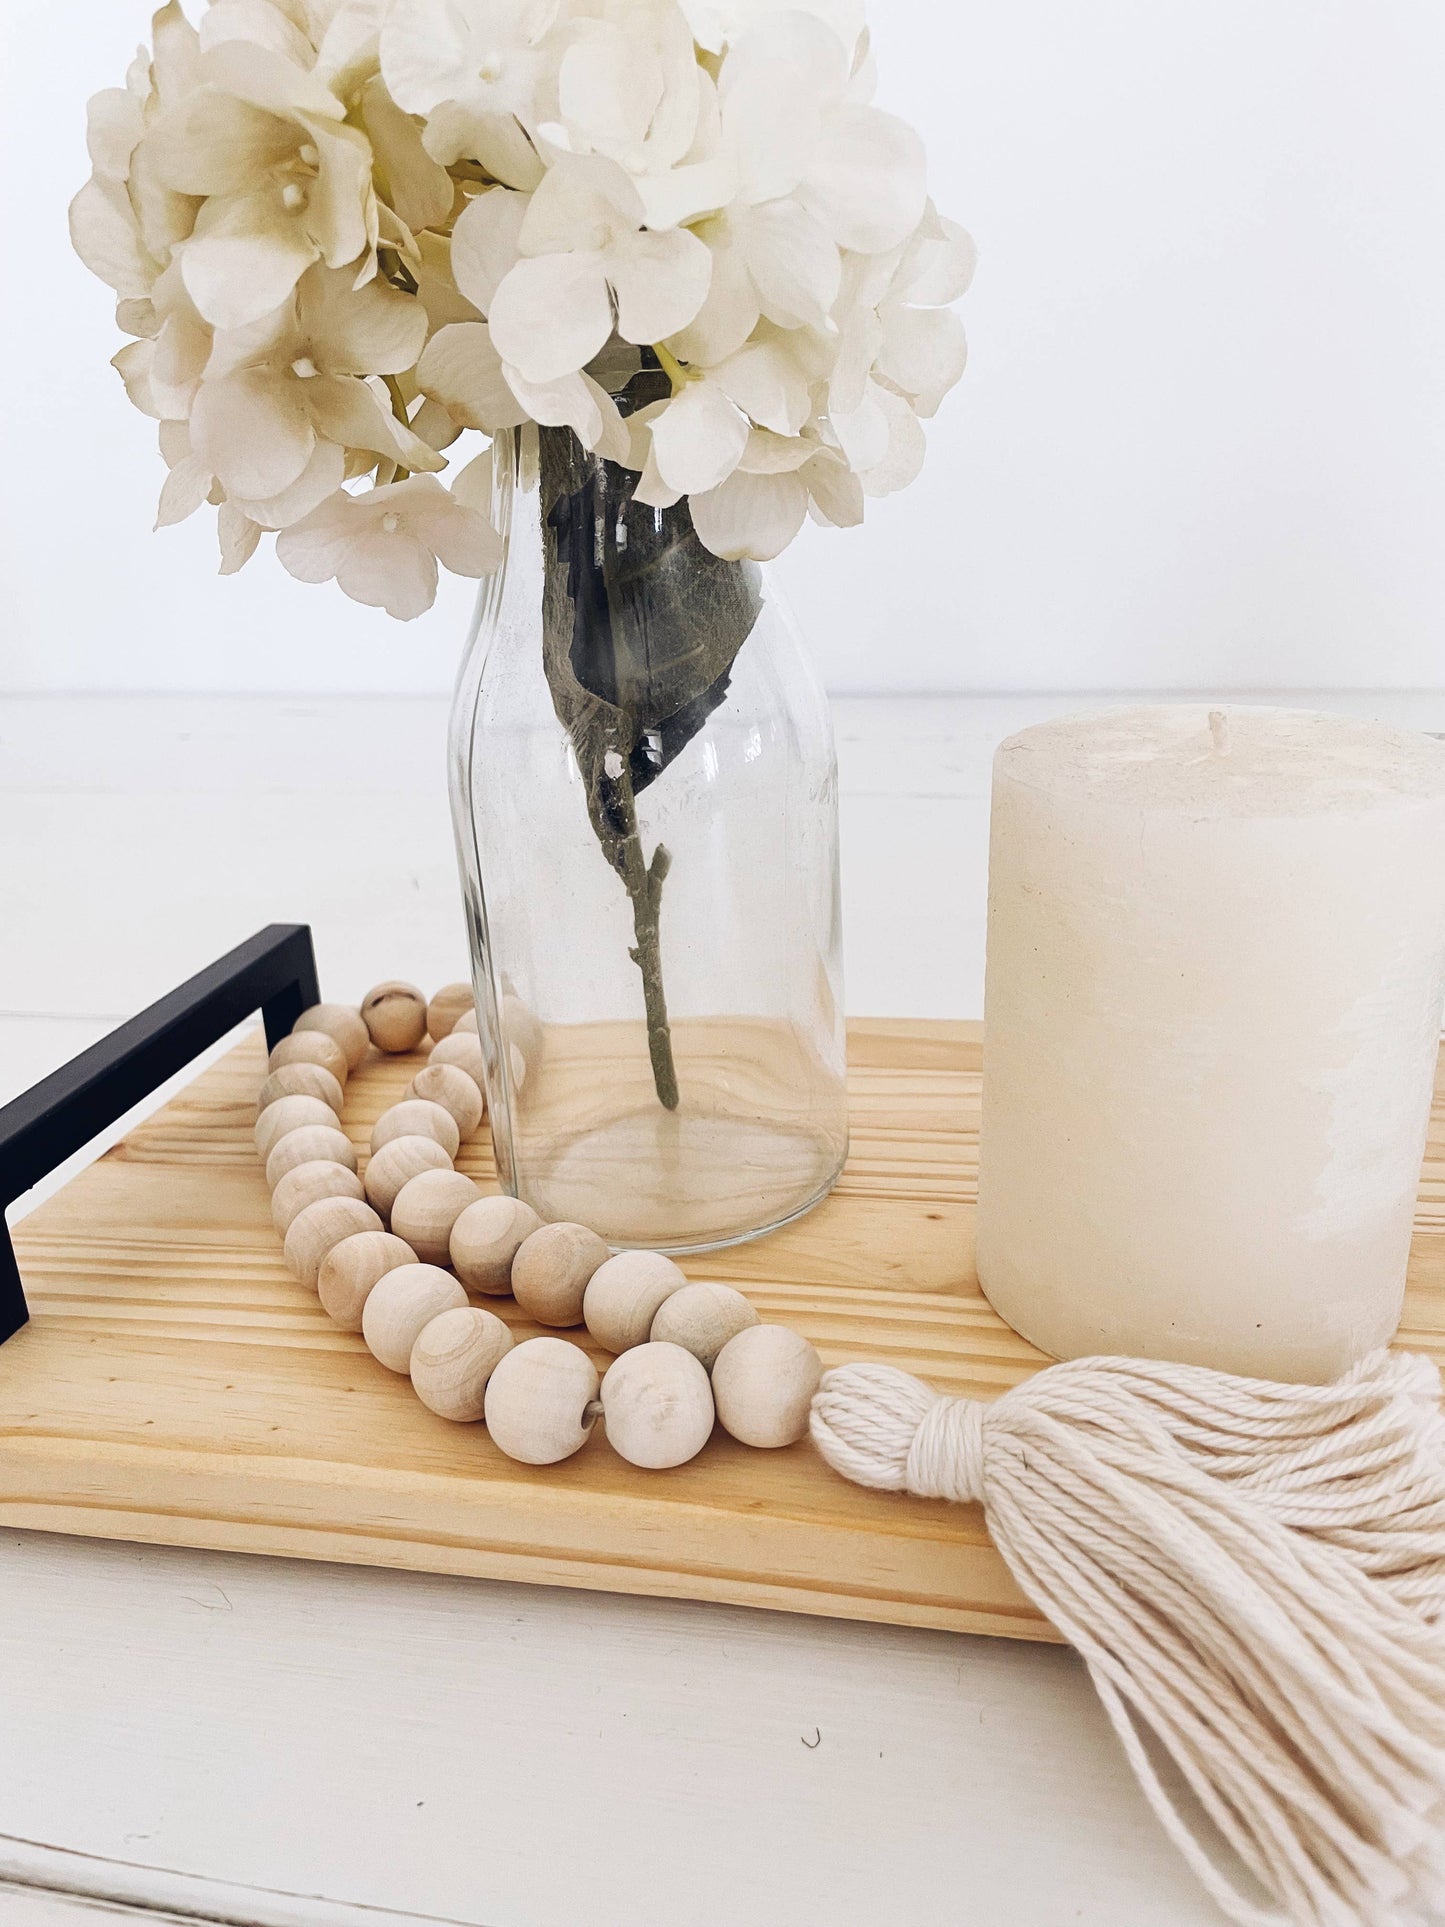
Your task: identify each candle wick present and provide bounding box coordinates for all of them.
[1208,710,1230,756]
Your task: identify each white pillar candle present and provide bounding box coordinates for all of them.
[976,705,1445,1382]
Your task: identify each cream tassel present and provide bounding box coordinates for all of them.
[809,1348,1445,1927]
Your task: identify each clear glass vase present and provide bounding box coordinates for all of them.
[448,423,848,1253]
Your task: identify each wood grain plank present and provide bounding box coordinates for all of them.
[2,1016,1440,1643]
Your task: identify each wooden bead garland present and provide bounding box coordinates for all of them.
[484,1337,599,1464]
[257,1062,345,1116]
[256,980,824,1477]
[425,982,474,1043]
[318,1230,417,1329]
[362,1263,468,1372]
[266,1123,357,1188]
[293,1003,370,1072]
[407,1062,484,1137]
[450,1196,541,1294]
[511,1222,609,1328]
[284,1195,383,1289]
[371,1098,460,1161]
[272,1159,365,1237]
[255,1094,341,1162]
[410,1306,512,1421]
[361,981,428,1053]
[651,1281,760,1370]
[268,1029,349,1084]
[600,1343,714,1469]
[501,989,545,1073]
[428,1030,486,1085]
[363,1134,452,1217]
[583,1250,686,1353]
[711,1324,822,1448]
[390,1169,483,1266]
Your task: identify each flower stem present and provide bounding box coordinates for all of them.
[612,759,679,1110]
[383,373,410,423]
[624,838,679,1110]
[652,341,690,392]
[382,377,413,485]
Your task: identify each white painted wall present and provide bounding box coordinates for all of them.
[3,0,1445,694]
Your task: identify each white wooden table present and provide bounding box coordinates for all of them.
[2,690,1437,1927]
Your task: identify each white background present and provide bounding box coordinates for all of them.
[4,0,1445,694]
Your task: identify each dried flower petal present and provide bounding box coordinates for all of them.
[649,378,748,494]
[417,321,527,431]
[218,502,264,572]
[276,473,501,618]
[449,185,530,314]
[689,464,806,559]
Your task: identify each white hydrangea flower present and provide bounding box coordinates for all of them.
[109,261,212,421]
[275,470,503,616]
[379,0,556,177]
[148,40,377,326]
[69,1,205,309]
[189,265,439,508]
[413,323,509,433]
[218,501,265,572]
[487,155,712,382]
[872,206,977,417]
[73,0,973,609]
[447,183,529,314]
[560,12,694,155]
[663,13,924,360]
[678,0,863,60]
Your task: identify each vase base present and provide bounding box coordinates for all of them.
[497,1015,849,1252]
[515,1108,847,1253]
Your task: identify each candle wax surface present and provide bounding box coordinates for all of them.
[975,704,1445,1382]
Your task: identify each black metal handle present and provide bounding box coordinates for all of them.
[0,923,320,1346]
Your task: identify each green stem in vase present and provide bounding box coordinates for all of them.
[537,398,761,1112]
[619,815,679,1112]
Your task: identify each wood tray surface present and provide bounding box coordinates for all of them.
[3,1019,1444,1644]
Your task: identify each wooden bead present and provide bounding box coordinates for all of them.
[271,1159,364,1237]
[428,1030,487,1088]
[601,1343,714,1469]
[268,1030,349,1085]
[363,1134,453,1218]
[283,1196,383,1289]
[317,1231,416,1330]
[651,1281,760,1371]
[502,991,544,1074]
[448,1010,525,1092]
[255,1094,341,1163]
[511,1222,609,1328]
[450,1196,542,1294]
[265,1124,357,1189]
[370,1099,460,1161]
[425,982,474,1042]
[256,1062,344,1118]
[407,1062,484,1139]
[361,981,427,1054]
[361,1264,467,1373]
[483,1337,599,1465]
[583,1251,687,1354]
[410,1307,514,1421]
[292,1003,369,1072]
[711,1324,822,1449]
[390,1169,483,1266]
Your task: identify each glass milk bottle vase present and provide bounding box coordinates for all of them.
[448,424,849,1252]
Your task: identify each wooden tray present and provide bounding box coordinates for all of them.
[3,1020,1443,1643]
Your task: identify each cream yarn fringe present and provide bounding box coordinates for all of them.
[809,1349,1445,1927]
